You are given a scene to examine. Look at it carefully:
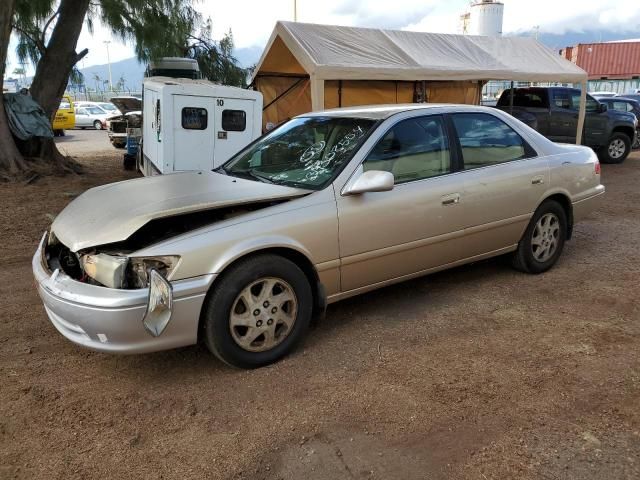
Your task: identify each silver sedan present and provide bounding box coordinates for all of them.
[74,106,110,130]
[33,104,604,368]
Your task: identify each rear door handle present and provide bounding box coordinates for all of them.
[441,193,460,206]
[531,175,544,185]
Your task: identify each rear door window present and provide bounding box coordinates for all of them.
[552,90,571,109]
[451,113,531,169]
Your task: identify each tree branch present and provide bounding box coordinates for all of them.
[11,23,46,55]
[40,7,61,46]
[75,48,89,63]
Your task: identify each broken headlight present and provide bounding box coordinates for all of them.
[127,255,181,288]
[78,253,180,289]
[142,269,173,337]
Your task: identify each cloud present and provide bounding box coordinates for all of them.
[6,0,640,75]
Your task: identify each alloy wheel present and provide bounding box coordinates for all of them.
[229,277,298,352]
[608,138,626,159]
[531,213,560,262]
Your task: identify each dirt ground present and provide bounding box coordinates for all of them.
[1,150,639,480]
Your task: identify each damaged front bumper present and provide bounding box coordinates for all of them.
[32,235,215,354]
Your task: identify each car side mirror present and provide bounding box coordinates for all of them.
[599,103,608,113]
[343,169,394,195]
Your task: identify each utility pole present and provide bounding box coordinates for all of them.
[293,0,297,21]
[104,40,113,91]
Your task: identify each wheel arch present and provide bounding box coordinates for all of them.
[198,244,326,340]
[539,191,574,239]
[611,125,635,142]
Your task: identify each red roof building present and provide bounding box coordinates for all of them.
[560,41,640,80]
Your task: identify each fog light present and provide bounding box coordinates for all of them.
[142,269,173,337]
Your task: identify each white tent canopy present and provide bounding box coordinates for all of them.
[254,21,587,83]
[253,21,588,143]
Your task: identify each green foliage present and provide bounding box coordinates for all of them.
[11,0,247,88]
[185,20,248,87]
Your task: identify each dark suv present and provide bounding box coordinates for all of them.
[496,87,637,163]
[598,97,640,148]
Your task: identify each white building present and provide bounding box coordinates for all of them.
[468,0,504,37]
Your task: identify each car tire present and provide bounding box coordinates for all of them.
[200,254,313,369]
[511,199,567,274]
[599,133,631,164]
[93,120,103,130]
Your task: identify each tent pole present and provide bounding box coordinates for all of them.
[576,80,587,145]
[310,76,325,112]
[509,81,514,115]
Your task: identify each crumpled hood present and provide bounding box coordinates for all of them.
[110,96,142,114]
[52,171,308,252]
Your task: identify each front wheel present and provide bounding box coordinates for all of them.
[200,254,313,368]
[599,133,631,164]
[511,200,567,274]
[93,120,103,130]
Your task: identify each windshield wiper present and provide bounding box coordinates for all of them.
[225,169,275,184]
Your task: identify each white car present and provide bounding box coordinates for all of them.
[74,106,111,130]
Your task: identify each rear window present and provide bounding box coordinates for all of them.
[497,89,548,108]
[181,107,208,130]
[222,110,246,132]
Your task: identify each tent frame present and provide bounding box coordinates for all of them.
[253,22,588,145]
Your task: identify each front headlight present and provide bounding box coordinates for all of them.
[78,253,180,288]
[128,255,181,288]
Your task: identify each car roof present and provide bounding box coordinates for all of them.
[299,103,495,120]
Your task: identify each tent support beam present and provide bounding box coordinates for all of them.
[576,80,587,145]
[262,77,306,112]
[509,81,514,115]
[311,76,325,111]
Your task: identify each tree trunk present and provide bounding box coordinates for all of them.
[20,0,90,176]
[0,0,26,177]
[30,0,90,121]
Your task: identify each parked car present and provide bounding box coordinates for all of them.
[74,106,111,130]
[33,104,604,368]
[52,95,75,136]
[589,91,617,98]
[617,93,640,103]
[107,96,142,148]
[496,87,637,163]
[597,97,640,148]
[75,101,120,116]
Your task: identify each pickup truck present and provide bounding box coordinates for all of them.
[496,87,638,163]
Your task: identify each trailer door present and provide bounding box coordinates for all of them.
[213,98,254,167]
[173,95,216,171]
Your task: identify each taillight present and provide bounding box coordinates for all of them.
[595,161,601,175]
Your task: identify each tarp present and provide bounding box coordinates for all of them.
[3,93,53,140]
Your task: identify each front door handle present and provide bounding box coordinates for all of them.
[441,193,460,206]
[531,175,545,185]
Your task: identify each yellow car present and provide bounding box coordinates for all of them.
[52,95,75,136]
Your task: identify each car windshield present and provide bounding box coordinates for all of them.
[87,107,104,114]
[100,103,117,111]
[221,116,377,190]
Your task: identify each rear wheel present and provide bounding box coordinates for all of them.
[200,254,313,368]
[511,200,567,274]
[599,133,631,164]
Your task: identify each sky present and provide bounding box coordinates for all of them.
[6,0,640,76]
